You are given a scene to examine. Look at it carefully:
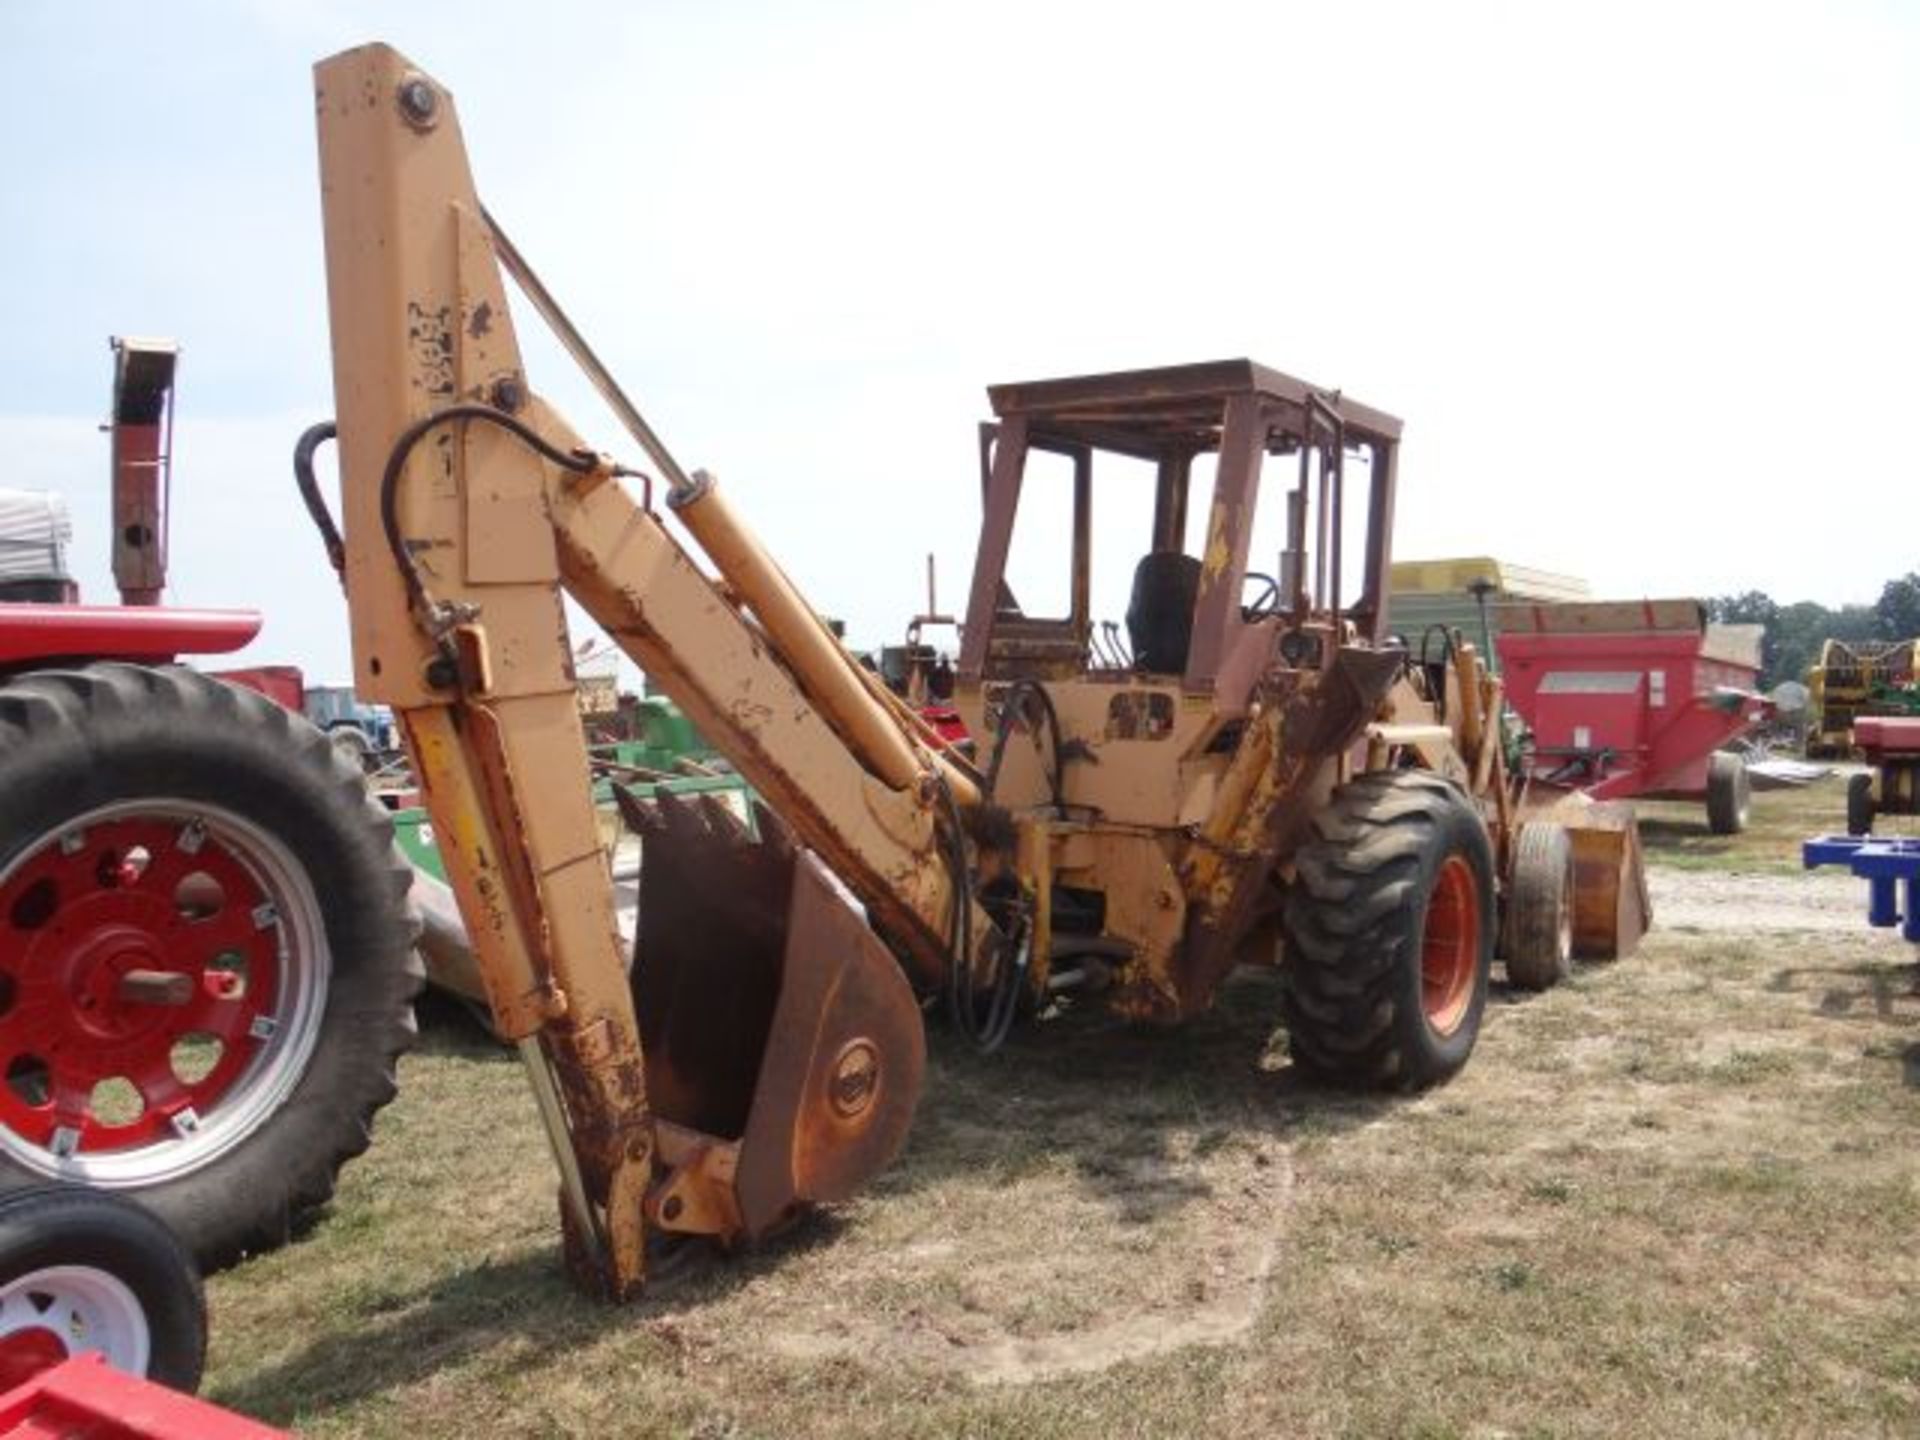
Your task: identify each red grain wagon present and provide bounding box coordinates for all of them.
[1495,599,1771,834]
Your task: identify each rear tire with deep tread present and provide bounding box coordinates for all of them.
[1846,772,1875,837]
[1502,823,1574,992]
[0,664,421,1271]
[1705,751,1750,835]
[1281,771,1495,1091]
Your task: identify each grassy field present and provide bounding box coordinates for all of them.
[204,775,1920,1437]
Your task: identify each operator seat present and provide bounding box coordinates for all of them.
[1126,551,1203,674]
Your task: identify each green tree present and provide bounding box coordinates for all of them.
[1772,601,1836,687]
[1707,591,1780,628]
[1874,573,1920,640]
[1709,581,1920,688]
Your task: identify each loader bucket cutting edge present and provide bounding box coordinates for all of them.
[619,788,925,1240]
[1519,791,1651,960]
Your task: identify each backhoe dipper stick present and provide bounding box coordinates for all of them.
[316,45,663,1298]
[315,44,953,1299]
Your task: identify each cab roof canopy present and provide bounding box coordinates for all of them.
[985,358,1402,459]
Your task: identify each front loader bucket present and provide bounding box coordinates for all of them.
[617,788,925,1239]
[1520,789,1652,959]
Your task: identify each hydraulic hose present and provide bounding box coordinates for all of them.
[983,679,1067,815]
[940,678,1067,1052]
[935,771,1026,1054]
[292,421,344,579]
[377,403,641,625]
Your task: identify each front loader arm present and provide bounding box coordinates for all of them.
[314,43,978,1298]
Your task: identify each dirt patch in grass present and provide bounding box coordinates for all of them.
[641,995,1326,1391]
[757,1131,1291,1385]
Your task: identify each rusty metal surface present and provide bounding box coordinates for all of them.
[1518,790,1652,960]
[647,1122,745,1239]
[1182,391,1267,693]
[317,44,658,1299]
[553,471,960,994]
[318,44,957,1302]
[961,362,1400,690]
[313,43,1639,1311]
[672,475,965,800]
[952,359,1424,1023]
[622,790,793,1139]
[986,359,1403,445]
[1171,645,1407,1016]
[108,336,178,606]
[623,789,925,1239]
[735,847,926,1235]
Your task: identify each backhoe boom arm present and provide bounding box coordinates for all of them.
[314,43,962,1298]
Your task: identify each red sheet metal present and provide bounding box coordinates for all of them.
[210,664,306,712]
[0,605,260,666]
[0,1354,286,1439]
[918,704,970,747]
[1498,626,1767,800]
[1854,716,1920,757]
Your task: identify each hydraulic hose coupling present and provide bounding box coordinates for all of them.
[561,451,621,495]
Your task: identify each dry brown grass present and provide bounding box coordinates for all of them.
[204,776,1920,1437]
[1636,764,1901,874]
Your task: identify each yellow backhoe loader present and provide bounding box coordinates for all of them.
[305,43,1648,1301]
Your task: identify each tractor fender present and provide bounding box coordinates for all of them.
[0,604,260,670]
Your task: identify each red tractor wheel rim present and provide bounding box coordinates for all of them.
[1420,854,1480,1037]
[0,1327,67,1390]
[0,804,327,1185]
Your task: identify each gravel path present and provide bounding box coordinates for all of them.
[1649,866,1873,933]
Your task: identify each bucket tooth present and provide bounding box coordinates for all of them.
[622,787,790,1138]
[747,797,797,868]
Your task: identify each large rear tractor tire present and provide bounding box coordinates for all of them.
[1705,752,1751,836]
[0,1185,205,1393]
[1281,771,1496,1091]
[1501,823,1574,992]
[0,665,421,1271]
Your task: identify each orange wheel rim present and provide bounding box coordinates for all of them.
[1421,855,1480,1037]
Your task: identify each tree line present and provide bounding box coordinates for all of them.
[1707,574,1920,690]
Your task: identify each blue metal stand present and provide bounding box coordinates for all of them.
[1804,835,1920,943]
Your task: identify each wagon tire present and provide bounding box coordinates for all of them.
[1502,823,1574,992]
[1705,752,1750,836]
[0,1185,205,1392]
[0,664,421,1272]
[1846,772,1875,837]
[1281,771,1495,1091]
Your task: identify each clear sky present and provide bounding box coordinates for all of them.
[2,1,1914,684]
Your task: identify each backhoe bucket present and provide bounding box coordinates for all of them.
[1520,789,1652,959]
[617,789,925,1239]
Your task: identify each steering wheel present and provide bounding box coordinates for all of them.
[1242,571,1281,621]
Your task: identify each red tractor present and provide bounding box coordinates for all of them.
[0,339,418,1273]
